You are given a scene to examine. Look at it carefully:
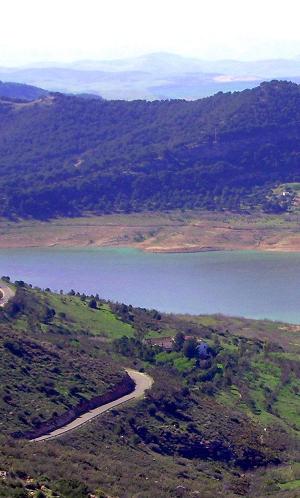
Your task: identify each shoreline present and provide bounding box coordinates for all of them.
[1,211,300,254]
[1,240,300,255]
[143,245,300,254]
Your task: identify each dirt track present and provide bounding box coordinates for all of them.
[31,369,153,442]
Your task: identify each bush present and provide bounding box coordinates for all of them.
[36,491,46,498]
[148,403,157,416]
[53,479,90,498]
[3,340,27,358]
[88,298,97,309]
[183,338,198,359]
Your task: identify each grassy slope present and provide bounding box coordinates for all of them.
[181,313,300,353]
[43,292,134,339]
[0,284,299,497]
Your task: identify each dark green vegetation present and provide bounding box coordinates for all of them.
[0,282,129,435]
[0,81,48,101]
[1,80,300,219]
[0,280,299,496]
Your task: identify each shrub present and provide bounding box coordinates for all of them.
[88,298,97,309]
[54,479,90,498]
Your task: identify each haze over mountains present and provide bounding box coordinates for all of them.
[2,52,300,100]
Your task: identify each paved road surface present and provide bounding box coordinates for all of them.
[31,369,153,442]
[0,283,15,307]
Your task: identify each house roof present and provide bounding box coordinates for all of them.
[145,337,174,349]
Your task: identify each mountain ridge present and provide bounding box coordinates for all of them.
[0,80,299,219]
[0,80,48,101]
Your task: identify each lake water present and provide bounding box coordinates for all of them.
[0,248,300,323]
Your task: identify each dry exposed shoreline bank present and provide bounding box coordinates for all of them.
[1,211,300,253]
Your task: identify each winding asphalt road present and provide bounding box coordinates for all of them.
[0,283,15,307]
[31,369,153,442]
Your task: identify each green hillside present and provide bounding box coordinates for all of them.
[0,281,299,496]
[1,80,300,219]
[0,284,131,436]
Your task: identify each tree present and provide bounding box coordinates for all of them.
[173,332,185,352]
[183,338,198,359]
[88,298,97,309]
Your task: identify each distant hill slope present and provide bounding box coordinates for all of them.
[0,81,102,102]
[0,80,48,100]
[1,80,300,219]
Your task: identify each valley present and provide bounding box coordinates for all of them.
[0,65,299,498]
[1,3,300,497]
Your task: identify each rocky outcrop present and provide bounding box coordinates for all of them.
[12,373,135,440]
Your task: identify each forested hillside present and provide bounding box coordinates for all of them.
[1,80,300,219]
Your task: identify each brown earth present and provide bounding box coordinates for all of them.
[0,211,300,253]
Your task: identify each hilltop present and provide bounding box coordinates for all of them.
[0,80,300,220]
[0,81,48,101]
[0,280,299,496]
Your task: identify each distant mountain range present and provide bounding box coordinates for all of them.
[1,53,300,99]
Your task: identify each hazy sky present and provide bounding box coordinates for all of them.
[2,0,300,65]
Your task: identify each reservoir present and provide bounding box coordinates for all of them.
[0,248,300,324]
